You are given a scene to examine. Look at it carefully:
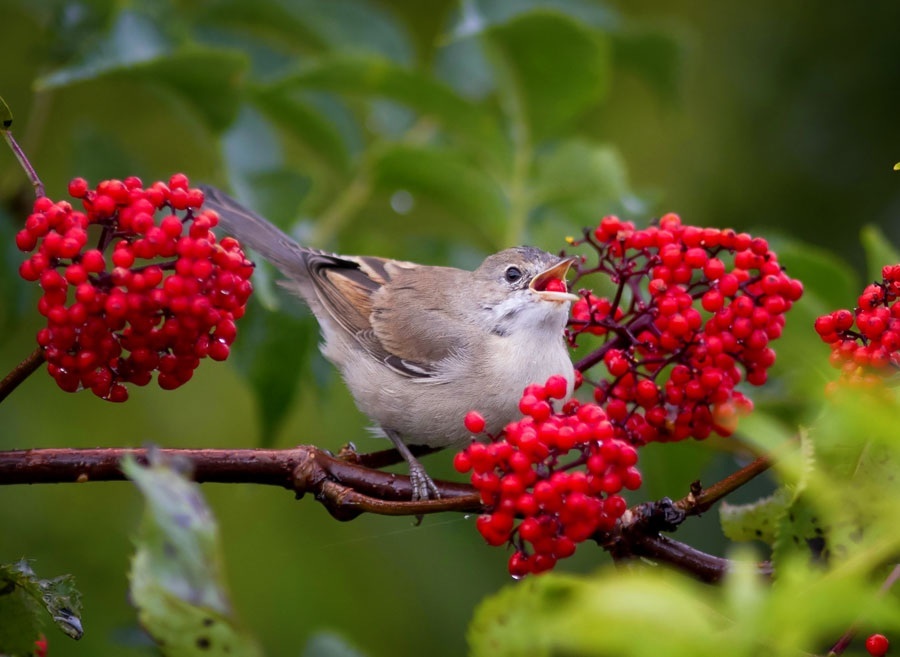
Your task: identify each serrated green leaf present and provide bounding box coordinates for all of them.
[860,224,900,285]
[770,393,900,574]
[721,489,791,545]
[485,12,611,139]
[229,298,319,445]
[0,560,83,655]
[124,454,262,657]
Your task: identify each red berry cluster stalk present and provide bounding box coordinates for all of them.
[454,375,641,577]
[566,213,803,443]
[814,265,900,387]
[15,174,253,401]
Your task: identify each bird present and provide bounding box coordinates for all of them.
[200,185,578,500]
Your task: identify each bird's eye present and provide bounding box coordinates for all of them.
[504,266,523,283]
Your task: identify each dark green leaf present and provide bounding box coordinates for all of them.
[36,10,247,132]
[0,559,83,655]
[229,298,319,446]
[485,12,611,139]
[611,27,684,102]
[36,10,172,88]
[124,454,262,656]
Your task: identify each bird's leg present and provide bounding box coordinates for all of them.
[384,429,441,501]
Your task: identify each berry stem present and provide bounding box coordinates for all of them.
[674,454,771,517]
[0,347,45,404]
[1,125,45,199]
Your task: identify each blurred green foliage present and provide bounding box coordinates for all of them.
[1,0,899,656]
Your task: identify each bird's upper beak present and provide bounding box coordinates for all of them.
[529,256,579,302]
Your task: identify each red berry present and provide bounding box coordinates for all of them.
[464,410,486,434]
[866,634,889,657]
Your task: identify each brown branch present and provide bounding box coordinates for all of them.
[606,499,773,583]
[675,454,772,517]
[0,347,44,404]
[0,445,773,580]
[0,446,481,521]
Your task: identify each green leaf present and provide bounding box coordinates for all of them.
[370,144,509,247]
[767,393,900,574]
[611,27,684,102]
[445,0,619,39]
[720,489,790,545]
[485,12,611,139]
[860,224,900,285]
[230,297,319,446]
[532,139,630,207]
[124,454,262,656]
[0,560,83,655]
[252,86,351,175]
[36,9,172,88]
[36,11,247,132]
[272,55,505,158]
[469,570,719,657]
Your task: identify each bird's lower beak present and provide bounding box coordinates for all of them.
[529,256,579,302]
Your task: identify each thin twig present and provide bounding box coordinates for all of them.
[0,347,45,404]
[675,454,772,517]
[2,127,44,198]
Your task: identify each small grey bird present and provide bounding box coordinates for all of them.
[200,185,577,500]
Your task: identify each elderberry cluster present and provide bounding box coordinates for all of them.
[568,213,803,443]
[814,265,900,386]
[454,375,641,577]
[16,174,253,401]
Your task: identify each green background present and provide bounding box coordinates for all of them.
[1,1,898,655]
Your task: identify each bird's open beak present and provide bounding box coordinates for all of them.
[529,256,579,302]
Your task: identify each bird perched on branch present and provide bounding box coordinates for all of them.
[201,185,577,500]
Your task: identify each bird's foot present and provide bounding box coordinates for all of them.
[408,460,441,502]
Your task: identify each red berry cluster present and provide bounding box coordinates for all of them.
[16,174,253,401]
[567,213,802,443]
[866,633,890,657]
[814,265,900,387]
[454,375,641,577]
